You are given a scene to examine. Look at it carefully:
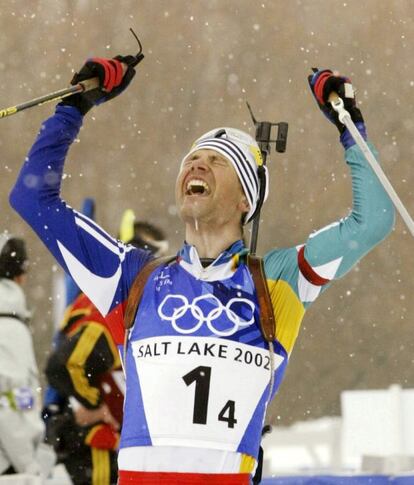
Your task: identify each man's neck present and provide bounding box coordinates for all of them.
[184,220,242,259]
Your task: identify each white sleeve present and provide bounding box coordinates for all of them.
[0,408,42,474]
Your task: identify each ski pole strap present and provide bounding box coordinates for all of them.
[246,255,276,342]
[124,255,176,330]
[123,254,276,342]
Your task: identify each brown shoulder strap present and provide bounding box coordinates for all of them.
[247,254,276,342]
[124,255,175,329]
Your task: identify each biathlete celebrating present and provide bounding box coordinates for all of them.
[10,56,394,484]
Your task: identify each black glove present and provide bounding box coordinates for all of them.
[61,55,139,115]
[308,68,364,134]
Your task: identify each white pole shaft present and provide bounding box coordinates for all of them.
[330,96,414,238]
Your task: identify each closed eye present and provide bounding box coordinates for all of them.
[183,154,199,166]
[182,152,228,167]
[209,154,228,166]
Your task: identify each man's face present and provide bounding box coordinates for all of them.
[175,149,249,226]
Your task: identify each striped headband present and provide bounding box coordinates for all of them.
[182,128,269,223]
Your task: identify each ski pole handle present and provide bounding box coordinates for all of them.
[78,61,129,93]
[330,93,414,238]
[328,92,340,103]
[78,77,100,92]
[328,92,348,122]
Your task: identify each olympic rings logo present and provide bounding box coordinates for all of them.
[157,293,255,336]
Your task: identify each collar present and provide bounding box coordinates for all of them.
[177,240,248,282]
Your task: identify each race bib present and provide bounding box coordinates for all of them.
[131,336,283,450]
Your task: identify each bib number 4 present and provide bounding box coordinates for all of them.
[183,365,237,428]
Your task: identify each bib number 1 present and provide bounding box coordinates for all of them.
[183,365,237,428]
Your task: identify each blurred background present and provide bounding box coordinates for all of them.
[0,0,413,430]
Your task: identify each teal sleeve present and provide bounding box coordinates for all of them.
[302,142,395,280]
[264,142,395,288]
[261,142,395,349]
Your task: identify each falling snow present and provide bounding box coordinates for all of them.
[0,1,413,481]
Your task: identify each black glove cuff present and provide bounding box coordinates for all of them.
[60,93,95,116]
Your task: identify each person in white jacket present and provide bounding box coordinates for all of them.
[0,233,45,476]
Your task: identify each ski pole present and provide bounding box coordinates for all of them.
[329,93,414,238]
[0,78,99,119]
[0,29,144,120]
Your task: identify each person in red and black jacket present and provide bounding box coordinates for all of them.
[45,220,168,485]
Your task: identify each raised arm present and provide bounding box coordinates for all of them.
[268,70,395,287]
[263,70,395,356]
[299,69,395,284]
[10,57,151,319]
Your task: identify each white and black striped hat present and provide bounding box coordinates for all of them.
[183,127,269,223]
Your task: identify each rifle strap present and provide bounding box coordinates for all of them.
[247,254,276,342]
[124,256,175,330]
[123,254,276,342]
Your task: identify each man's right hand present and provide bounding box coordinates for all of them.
[61,56,137,115]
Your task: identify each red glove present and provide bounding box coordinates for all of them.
[308,68,364,133]
[61,54,140,115]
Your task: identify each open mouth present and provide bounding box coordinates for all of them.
[185,178,211,196]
